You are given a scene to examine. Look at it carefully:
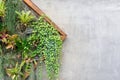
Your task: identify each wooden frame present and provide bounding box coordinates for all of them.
[23,0,67,41]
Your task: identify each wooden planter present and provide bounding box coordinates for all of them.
[23,0,67,41]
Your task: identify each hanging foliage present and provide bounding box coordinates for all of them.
[0,0,63,80]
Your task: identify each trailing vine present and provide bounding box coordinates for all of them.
[27,17,62,80]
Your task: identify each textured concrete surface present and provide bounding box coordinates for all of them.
[32,0,120,80]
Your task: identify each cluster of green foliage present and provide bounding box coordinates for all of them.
[16,10,34,32]
[0,0,5,17]
[27,17,62,80]
[0,0,62,80]
[0,0,5,30]
[5,0,23,33]
[0,56,4,80]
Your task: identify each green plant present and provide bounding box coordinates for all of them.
[27,63,35,80]
[0,0,63,79]
[0,56,4,80]
[0,0,5,17]
[0,45,2,55]
[0,0,6,30]
[28,17,62,80]
[6,61,25,80]
[16,10,34,32]
[16,11,34,26]
[5,0,23,33]
[2,53,17,69]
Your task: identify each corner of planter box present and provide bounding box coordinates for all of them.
[23,0,67,41]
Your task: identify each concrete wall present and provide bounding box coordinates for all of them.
[32,0,120,80]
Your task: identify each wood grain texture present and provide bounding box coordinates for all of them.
[23,0,67,41]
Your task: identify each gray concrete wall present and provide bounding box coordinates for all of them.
[32,0,120,80]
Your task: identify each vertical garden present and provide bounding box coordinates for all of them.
[0,0,63,80]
